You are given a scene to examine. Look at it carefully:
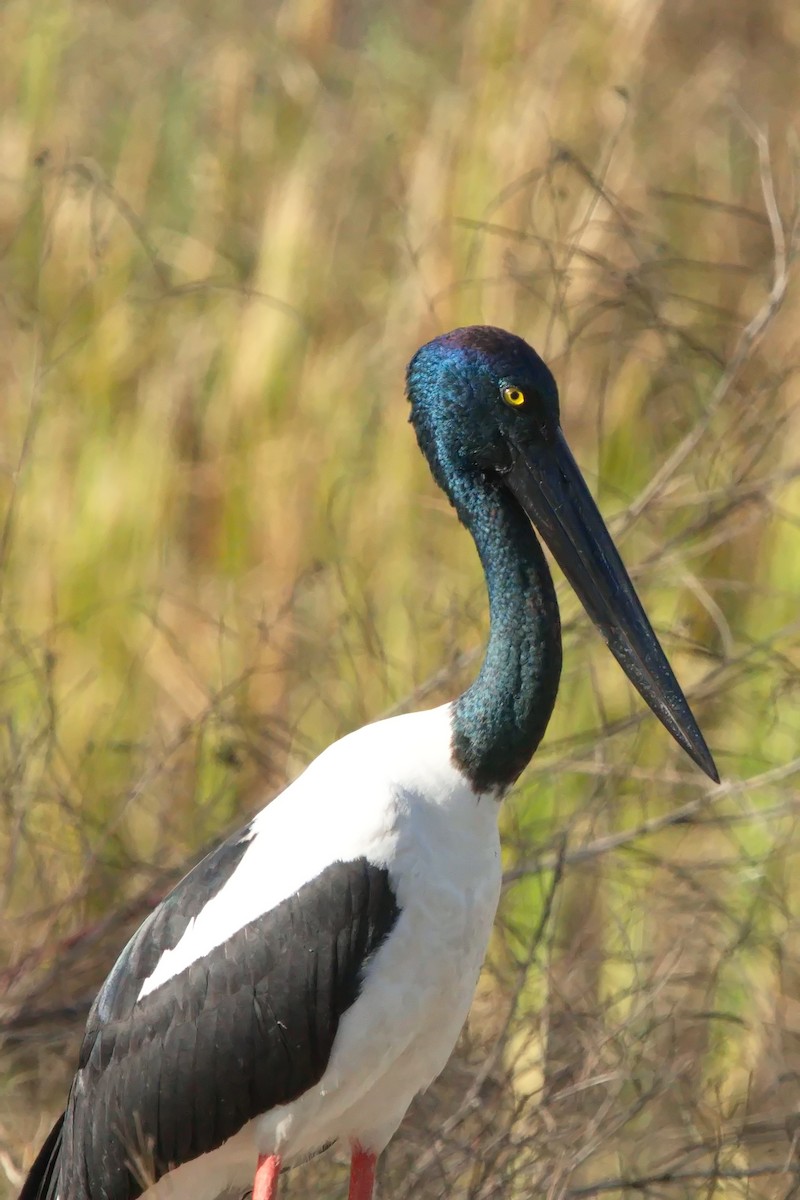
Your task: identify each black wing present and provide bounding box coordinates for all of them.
[21,838,400,1200]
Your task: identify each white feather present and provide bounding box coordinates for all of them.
[139,704,491,998]
[138,703,503,1199]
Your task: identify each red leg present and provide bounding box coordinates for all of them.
[253,1153,281,1200]
[348,1143,377,1200]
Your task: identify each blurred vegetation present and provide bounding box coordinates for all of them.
[1,0,800,1196]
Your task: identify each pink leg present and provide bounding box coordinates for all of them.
[253,1153,281,1200]
[348,1143,377,1200]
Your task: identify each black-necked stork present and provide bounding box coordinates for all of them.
[20,326,718,1200]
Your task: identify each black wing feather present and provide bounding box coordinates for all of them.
[21,854,400,1200]
[18,1113,64,1200]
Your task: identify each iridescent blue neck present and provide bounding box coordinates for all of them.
[449,473,562,793]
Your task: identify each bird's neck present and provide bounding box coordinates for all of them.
[450,475,562,794]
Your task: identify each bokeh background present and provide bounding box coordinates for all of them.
[2,0,800,1196]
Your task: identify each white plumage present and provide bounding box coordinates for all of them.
[138,704,501,1200]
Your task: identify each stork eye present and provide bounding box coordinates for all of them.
[502,386,525,408]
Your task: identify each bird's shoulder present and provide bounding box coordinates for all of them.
[83,704,459,1038]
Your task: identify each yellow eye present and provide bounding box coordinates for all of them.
[502,385,525,408]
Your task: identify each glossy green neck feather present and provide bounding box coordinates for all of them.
[448,470,562,792]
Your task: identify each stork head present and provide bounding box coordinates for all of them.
[407,326,560,487]
[407,325,719,783]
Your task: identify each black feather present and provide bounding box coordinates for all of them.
[22,857,400,1200]
[18,1113,64,1200]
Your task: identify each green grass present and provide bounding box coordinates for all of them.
[2,0,800,1196]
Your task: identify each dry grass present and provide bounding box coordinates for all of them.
[2,0,800,1196]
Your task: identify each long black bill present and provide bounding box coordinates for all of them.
[506,428,719,783]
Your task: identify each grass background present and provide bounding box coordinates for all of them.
[1,0,800,1196]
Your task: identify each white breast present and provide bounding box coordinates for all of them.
[247,705,504,1159]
